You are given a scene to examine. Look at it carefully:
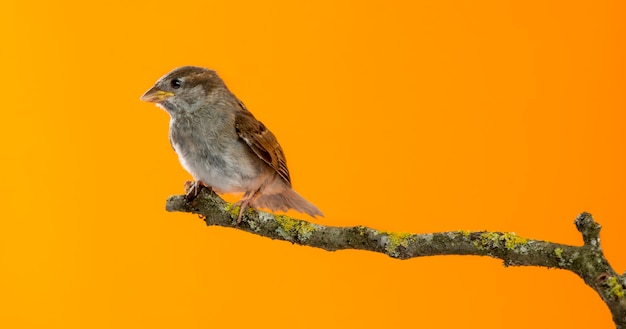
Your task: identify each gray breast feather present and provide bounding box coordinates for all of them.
[169,116,259,193]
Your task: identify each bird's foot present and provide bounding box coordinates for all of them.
[184,180,210,201]
[231,199,251,225]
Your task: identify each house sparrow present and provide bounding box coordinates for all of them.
[140,66,323,223]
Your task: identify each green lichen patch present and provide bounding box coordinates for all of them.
[296,222,316,241]
[553,247,569,267]
[355,226,370,237]
[275,215,318,242]
[501,233,528,251]
[606,276,625,299]
[473,232,528,252]
[382,231,415,257]
[224,203,240,219]
[473,232,500,250]
[554,248,564,259]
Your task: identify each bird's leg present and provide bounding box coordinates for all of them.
[231,188,262,225]
[184,180,210,201]
[232,198,251,225]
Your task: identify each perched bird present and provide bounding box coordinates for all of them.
[140,66,323,223]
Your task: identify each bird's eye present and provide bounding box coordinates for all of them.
[171,78,182,89]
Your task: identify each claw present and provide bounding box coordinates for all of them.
[184,181,209,201]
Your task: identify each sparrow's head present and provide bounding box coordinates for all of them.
[140,66,224,114]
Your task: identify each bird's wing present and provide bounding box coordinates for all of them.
[234,100,292,186]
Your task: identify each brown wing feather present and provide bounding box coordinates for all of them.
[234,100,291,186]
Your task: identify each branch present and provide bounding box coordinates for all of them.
[165,186,626,328]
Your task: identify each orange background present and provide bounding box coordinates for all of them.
[1,0,625,328]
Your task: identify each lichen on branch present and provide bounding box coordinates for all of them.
[165,186,626,329]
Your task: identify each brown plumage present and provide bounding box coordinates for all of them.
[140,66,323,223]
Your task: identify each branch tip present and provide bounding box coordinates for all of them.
[165,195,186,212]
[574,212,602,247]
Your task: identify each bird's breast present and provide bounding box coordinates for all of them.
[169,116,261,193]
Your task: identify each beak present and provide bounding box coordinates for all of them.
[140,87,175,103]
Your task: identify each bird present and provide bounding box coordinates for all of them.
[140,66,323,224]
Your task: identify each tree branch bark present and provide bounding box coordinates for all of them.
[165,186,626,328]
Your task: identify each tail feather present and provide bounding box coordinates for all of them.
[252,188,323,218]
